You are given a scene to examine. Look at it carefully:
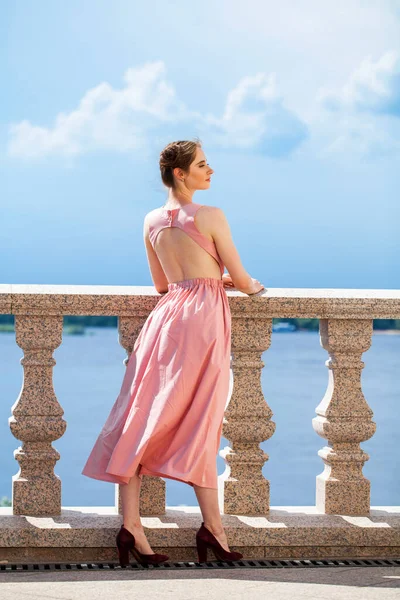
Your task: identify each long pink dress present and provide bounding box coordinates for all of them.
[81,202,231,488]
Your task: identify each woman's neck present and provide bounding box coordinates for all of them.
[164,192,194,208]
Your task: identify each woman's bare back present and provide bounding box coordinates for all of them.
[144,202,264,295]
[152,204,222,283]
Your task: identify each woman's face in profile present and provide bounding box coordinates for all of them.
[187,147,214,190]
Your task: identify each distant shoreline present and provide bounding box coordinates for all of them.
[0,325,399,335]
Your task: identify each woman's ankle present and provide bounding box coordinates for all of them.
[203,521,225,535]
[123,520,143,533]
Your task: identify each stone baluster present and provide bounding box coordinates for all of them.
[9,315,66,516]
[312,319,376,515]
[116,315,166,516]
[221,309,275,514]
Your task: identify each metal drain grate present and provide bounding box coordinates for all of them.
[1,558,400,571]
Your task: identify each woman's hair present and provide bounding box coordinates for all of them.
[159,138,202,189]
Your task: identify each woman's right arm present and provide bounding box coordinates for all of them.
[210,207,265,295]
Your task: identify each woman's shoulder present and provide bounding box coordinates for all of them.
[143,207,164,234]
[195,204,226,224]
[193,205,227,239]
[146,205,163,215]
[195,203,225,216]
[144,205,163,221]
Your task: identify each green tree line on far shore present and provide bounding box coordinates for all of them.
[0,315,399,333]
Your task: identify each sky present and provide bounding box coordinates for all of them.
[1,0,399,290]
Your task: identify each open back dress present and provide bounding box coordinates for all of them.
[81,202,232,488]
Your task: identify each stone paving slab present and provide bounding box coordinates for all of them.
[0,566,399,600]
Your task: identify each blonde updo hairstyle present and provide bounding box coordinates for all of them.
[159,138,202,190]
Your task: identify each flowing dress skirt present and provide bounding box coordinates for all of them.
[81,277,231,488]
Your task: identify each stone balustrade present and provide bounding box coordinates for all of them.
[0,283,399,562]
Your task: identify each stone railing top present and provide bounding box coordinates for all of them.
[0,283,399,318]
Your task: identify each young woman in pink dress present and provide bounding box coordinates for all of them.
[82,138,264,566]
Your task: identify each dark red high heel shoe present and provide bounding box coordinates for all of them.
[196,522,243,562]
[116,525,169,567]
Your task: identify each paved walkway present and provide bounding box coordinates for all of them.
[1,566,399,599]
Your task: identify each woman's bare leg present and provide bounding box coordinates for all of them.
[119,465,154,554]
[193,484,231,552]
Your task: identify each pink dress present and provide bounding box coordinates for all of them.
[81,202,231,488]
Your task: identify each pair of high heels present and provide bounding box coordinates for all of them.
[116,521,243,566]
[116,525,169,567]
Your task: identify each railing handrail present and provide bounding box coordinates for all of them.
[1,283,399,318]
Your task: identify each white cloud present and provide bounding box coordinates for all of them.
[318,51,400,116]
[7,62,308,161]
[7,62,190,159]
[214,0,400,119]
[322,116,400,159]
[313,51,400,158]
[201,72,308,157]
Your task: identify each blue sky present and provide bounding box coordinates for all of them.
[1,0,399,289]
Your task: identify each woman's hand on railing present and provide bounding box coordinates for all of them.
[241,277,265,295]
[222,273,265,295]
[222,273,235,288]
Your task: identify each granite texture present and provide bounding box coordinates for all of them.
[9,315,66,516]
[2,545,400,562]
[221,314,275,515]
[0,284,12,313]
[118,314,149,361]
[0,506,399,563]
[115,477,166,517]
[9,284,160,316]
[312,319,376,515]
[3,284,400,318]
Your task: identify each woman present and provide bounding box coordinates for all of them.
[82,138,265,566]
